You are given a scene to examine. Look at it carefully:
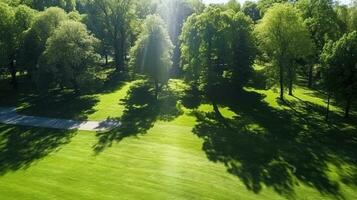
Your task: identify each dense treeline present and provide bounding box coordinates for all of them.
[0,0,356,118]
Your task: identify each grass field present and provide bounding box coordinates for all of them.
[0,77,356,200]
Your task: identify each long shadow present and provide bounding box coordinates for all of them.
[18,91,99,120]
[0,75,99,120]
[0,69,132,121]
[192,90,357,199]
[93,81,183,153]
[0,124,76,175]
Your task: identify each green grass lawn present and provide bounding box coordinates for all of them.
[0,78,356,200]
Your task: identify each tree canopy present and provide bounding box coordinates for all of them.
[255,3,313,98]
[38,20,100,93]
[86,0,135,71]
[181,7,255,111]
[129,15,174,98]
[321,31,357,118]
[21,7,68,77]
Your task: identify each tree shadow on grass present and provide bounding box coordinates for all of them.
[0,124,76,175]
[18,91,99,120]
[0,76,99,120]
[193,90,357,199]
[0,70,132,121]
[93,81,183,153]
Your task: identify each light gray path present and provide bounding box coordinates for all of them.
[0,107,120,132]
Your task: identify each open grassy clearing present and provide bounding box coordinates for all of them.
[0,78,356,200]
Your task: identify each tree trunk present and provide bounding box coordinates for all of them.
[212,101,224,120]
[344,97,352,118]
[105,53,108,65]
[9,57,17,90]
[72,80,80,95]
[120,31,125,70]
[308,65,313,88]
[114,46,122,72]
[279,63,284,100]
[288,61,294,96]
[325,92,331,121]
[154,79,159,100]
[288,78,293,96]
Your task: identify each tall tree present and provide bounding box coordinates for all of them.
[39,20,100,93]
[181,7,255,115]
[0,2,16,88]
[158,0,196,75]
[321,31,357,118]
[21,7,67,78]
[129,15,174,99]
[255,3,313,99]
[296,0,341,88]
[15,5,37,71]
[86,0,135,72]
[0,3,36,89]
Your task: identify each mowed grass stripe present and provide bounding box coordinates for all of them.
[0,121,284,200]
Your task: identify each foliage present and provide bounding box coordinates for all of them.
[242,1,261,22]
[21,7,68,76]
[296,0,341,52]
[180,7,255,101]
[67,10,84,21]
[129,15,173,97]
[38,20,100,93]
[15,5,37,66]
[255,3,313,98]
[0,3,37,88]
[0,2,15,66]
[224,0,241,12]
[336,4,357,34]
[134,0,159,19]
[158,0,196,73]
[256,0,287,16]
[86,0,135,71]
[321,31,357,117]
[22,0,76,11]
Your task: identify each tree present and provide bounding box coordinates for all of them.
[336,3,357,34]
[321,31,357,118]
[158,0,196,75]
[15,5,37,70]
[0,3,36,89]
[228,12,256,89]
[0,2,16,88]
[86,0,135,72]
[38,20,100,93]
[296,0,341,88]
[255,3,313,99]
[242,1,261,22]
[180,7,255,115]
[129,15,173,99]
[21,7,67,78]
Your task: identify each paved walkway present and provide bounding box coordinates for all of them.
[0,107,120,132]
